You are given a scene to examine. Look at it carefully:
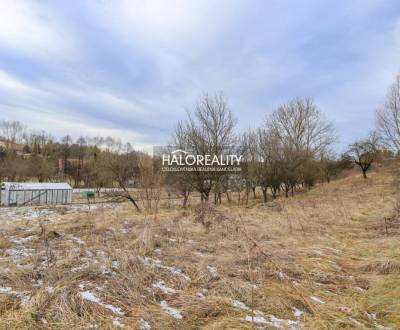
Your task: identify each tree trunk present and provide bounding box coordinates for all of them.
[225,190,231,203]
[182,192,189,209]
[262,188,267,203]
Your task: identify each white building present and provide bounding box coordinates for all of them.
[0,182,73,206]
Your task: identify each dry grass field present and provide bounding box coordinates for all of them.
[0,162,399,329]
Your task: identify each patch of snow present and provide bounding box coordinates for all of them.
[140,319,151,330]
[0,287,30,304]
[70,236,86,245]
[269,315,299,328]
[32,279,43,288]
[0,204,117,222]
[5,247,35,259]
[276,271,287,280]
[374,324,394,330]
[207,266,219,278]
[81,290,101,304]
[235,300,300,329]
[310,296,325,304]
[152,280,176,294]
[232,300,251,311]
[100,265,116,276]
[160,300,182,319]
[11,235,35,244]
[242,314,300,329]
[242,315,268,324]
[111,260,120,269]
[112,318,125,328]
[80,290,124,316]
[140,257,191,281]
[86,250,95,258]
[293,307,303,319]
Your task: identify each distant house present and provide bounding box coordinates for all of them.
[58,158,88,172]
[0,182,73,206]
[0,139,26,155]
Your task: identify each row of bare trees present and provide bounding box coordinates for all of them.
[165,93,349,205]
[166,71,400,205]
[1,72,400,210]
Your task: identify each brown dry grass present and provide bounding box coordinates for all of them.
[0,162,399,329]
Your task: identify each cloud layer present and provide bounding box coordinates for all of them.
[0,0,399,151]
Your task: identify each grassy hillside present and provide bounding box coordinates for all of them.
[0,162,399,329]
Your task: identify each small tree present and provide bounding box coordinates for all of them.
[101,151,141,211]
[347,134,378,179]
[174,92,237,203]
[376,74,400,154]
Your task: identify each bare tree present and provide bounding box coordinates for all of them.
[347,133,378,179]
[0,120,24,150]
[376,74,400,154]
[174,92,237,203]
[100,150,141,211]
[268,97,336,156]
[137,153,163,214]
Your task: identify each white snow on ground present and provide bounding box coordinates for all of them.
[364,313,395,330]
[374,324,394,330]
[140,257,191,281]
[269,315,300,329]
[242,315,268,324]
[160,300,182,319]
[5,247,35,260]
[310,296,325,304]
[69,235,86,245]
[10,235,35,244]
[112,317,125,328]
[140,319,152,330]
[0,287,30,304]
[276,271,287,280]
[0,203,118,222]
[232,300,251,311]
[152,280,176,294]
[207,266,219,278]
[233,299,301,329]
[80,290,124,316]
[292,307,304,319]
[365,312,376,320]
[242,314,301,329]
[100,265,116,277]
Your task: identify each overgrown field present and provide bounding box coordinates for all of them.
[0,164,399,329]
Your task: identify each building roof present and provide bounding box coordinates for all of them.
[1,182,72,190]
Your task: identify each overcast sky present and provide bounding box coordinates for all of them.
[0,0,399,152]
